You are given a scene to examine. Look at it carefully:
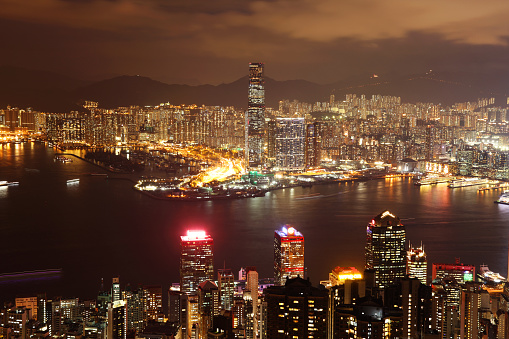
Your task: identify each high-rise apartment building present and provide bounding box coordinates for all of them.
[180,230,214,295]
[275,117,306,170]
[365,210,406,289]
[407,244,428,285]
[274,226,304,286]
[264,277,328,339]
[305,122,321,168]
[246,62,265,169]
[245,267,259,339]
[143,285,163,321]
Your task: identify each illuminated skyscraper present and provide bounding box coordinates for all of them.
[407,244,428,285]
[107,300,127,339]
[112,277,121,302]
[246,62,265,169]
[217,269,235,311]
[275,117,306,170]
[365,210,406,289]
[180,230,214,295]
[274,226,304,286]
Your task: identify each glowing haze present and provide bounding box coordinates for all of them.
[1,0,509,84]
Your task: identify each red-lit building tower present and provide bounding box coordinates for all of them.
[274,226,304,286]
[180,230,214,295]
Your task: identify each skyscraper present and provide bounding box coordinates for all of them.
[274,226,304,286]
[217,269,235,311]
[180,230,214,295]
[275,117,306,170]
[246,62,265,169]
[107,300,127,339]
[365,210,406,289]
[406,244,428,285]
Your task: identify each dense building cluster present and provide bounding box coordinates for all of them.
[2,79,509,178]
[2,212,509,339]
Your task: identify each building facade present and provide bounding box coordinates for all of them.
[365,210,406,289]
[246,62,265,169]
[274,226,304,286]
[180,231,214,295]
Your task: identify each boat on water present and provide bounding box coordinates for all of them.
[448,178,490,188]
[67,178,80,185]
[54,155,73,163]
[495,192,509,204]
[478,264,505,283]
[0,181,19,187]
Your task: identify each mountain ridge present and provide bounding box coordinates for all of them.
[0,66,507,112]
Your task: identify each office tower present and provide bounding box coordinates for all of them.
[365,210,406,289]
[107,300,127,339]
[406,244,428,285]
[168,289,187,338]
[245,267,259,339]
[218,269,235,311]
[432,262,475,285]
[275,117,306,170]
[180,230,214,295]
[384,277,432,339]
[187,294,200,339]
[266,119,277,164]
[198,281,220,339]
[328,267,363,287]
[264,277,328,339]
[144,285,163,322]
[246,62,265,169]
[112,277,121,302]
[274,226,305,286]
[124,287,146,333]
[305,122,321,168]
[15,297,37,320]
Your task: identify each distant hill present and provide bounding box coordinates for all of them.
[0,66,89,112]
[0,66,508,112]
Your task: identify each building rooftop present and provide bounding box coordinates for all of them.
[370,210,401,227]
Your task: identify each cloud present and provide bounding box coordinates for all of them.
[1,0,509,84]
[2,0,509,45]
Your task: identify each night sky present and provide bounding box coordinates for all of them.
[1,0,509,85]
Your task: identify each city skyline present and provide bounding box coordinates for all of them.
[1,0,509,86]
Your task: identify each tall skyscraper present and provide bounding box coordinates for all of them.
[245,266,259,339]
[407,244,428,285]
[107,300,127,339]
[246,62,265,169]
[275,117,306,170]
[274,226,304,286]
[180,230,214,295]
[365,210,406,289]
[217,269,235,311]
[305,122,321,168]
